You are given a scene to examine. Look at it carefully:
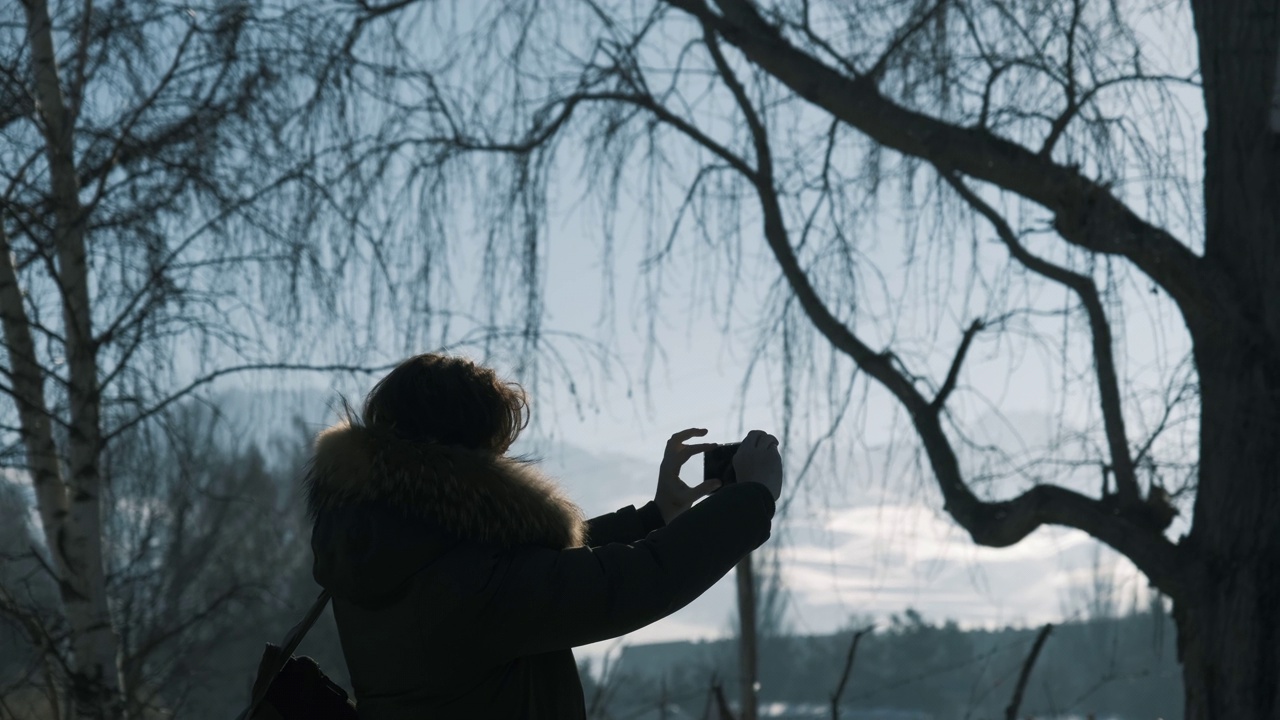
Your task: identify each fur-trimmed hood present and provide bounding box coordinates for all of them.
[306,420,588,550]
[305,419,588,603]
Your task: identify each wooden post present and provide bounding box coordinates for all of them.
[736,554,758,720]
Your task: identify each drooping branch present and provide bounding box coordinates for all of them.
[667,0,1209,328]
[80,25,197,218]
[1039,0,1085,156]
[861,0,950,84]
[332,0,1189,598]
[101,362,400,443]
[93,160,321,355]
[942,173,1142,508]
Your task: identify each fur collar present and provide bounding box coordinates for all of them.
[304,420,587,550]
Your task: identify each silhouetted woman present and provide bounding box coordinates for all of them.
[305,353,782,719]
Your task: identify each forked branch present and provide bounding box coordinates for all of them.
[942,173,1143,508]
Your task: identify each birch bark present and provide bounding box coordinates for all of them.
[18,0,124,717]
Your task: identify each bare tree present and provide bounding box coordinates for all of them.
[0,402,302,720]
[325,1,1276,717]
[2,0,591,717]
[100,403,310,719]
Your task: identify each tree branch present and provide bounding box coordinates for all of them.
[784,0,859,78]
[829,625,873,720]
[1006,623,1054,720]
[674,0,1209,328]
[122,583,248,676]
[930,318,985,413]
[408,87,759,179]
[861,0,950,84]
[93,160,319,353]
[942,173,1143,508]
[80,24,198,220]
[1038,0,1085,157]
[679,16,1185,598]
[101,362,399,443]
[753,182,1184,593]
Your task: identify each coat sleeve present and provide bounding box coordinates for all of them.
[474,481,776,663]
[584,500,667,547]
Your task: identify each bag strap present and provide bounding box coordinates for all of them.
[236,589,333,720]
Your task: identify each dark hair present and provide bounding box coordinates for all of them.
[361,353,528,452]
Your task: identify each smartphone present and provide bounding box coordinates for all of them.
[703,442,741,490]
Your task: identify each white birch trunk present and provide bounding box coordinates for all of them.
[19,1,124,717]
[0,228,68,623]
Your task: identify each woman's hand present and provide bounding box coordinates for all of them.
[654,428,720,525]
[733,429,782,501]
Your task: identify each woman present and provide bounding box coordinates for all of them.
[305,353,782,718]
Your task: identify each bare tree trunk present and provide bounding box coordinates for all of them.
[1271,35,1280,133]
[0,229,70,691]
[1176,340,1280,720]
[1181,2,1280,717]
[18,1,123,717]
[735,555,758,720]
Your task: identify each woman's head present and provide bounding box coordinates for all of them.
[361,353,528,453]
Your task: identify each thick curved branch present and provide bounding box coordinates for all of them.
[757,192,1183,593]
[682,16,1184,598]
[672,0,1209,328]
[942,173,1142,507]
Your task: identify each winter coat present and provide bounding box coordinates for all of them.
[305,419,777,719]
